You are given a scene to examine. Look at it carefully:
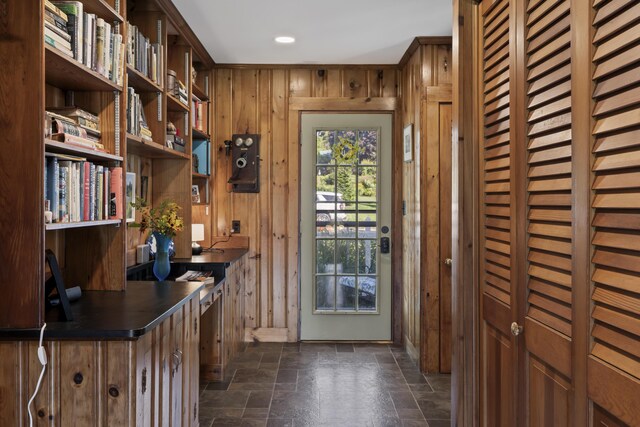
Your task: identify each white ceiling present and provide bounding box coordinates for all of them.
[172,0,453,64]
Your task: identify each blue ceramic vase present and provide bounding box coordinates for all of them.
[152,232,172,281]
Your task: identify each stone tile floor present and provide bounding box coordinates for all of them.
[199,342,451,427]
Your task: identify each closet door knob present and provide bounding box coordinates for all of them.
[510,322,523,336]
[444,258,453,267]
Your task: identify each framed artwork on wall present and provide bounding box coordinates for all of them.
[126,172,136,223]
[403,124,413,162]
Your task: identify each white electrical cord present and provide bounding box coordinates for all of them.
[27,323,47,427]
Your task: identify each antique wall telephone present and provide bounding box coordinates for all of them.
[224,134,260,193]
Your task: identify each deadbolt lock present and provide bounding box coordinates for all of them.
[510,322,523,336]
[444,258,453,267]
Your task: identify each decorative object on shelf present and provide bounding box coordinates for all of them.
[403,123,413,162]
[130,198,184,282]
[125,172,136,222]
[191,223,205,255]
[192,185,200,203]
[193,154,200,173]
[167,69,177,94]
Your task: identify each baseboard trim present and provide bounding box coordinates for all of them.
[405,336,420,363]
[244,327,289,342]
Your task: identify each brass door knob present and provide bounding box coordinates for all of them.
[511,322,523,336]
[444,258,453,267]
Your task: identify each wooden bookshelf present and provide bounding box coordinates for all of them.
[82,0,124,23]
[45,46,122,92]
[45,139,124,162]
[126,64,163,93]
[192,127,209,139]
[45,219,122,231]
[192,83,208,101]
[126,133,190,159]
[167,93,190,112]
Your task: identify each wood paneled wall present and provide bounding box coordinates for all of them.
[210,65,400,342]
[400,42,452,367]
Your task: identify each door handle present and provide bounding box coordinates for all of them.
[380,237,390,254]
[510,322,523,336]
[444,258,452,267]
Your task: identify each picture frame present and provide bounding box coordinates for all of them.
[192,185,201,203]
[126,172,136,223]
[403,124,413,162]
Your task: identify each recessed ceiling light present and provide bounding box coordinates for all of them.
[275,36,295,44]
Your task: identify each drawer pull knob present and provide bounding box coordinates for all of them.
[109,386,120,398]
[73,373,83,385]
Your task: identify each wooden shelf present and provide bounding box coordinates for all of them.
[126,65,162,93]
[45,46,122,92]
[192,128,210,139]
[167,93,190,112]
[45,139,123,162]
[192,173,209,179]
[126,133,190,159]
[82,0,124,23]
[45,219,122,231]
[192,83,209,101]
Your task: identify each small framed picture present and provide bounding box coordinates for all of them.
[126,172,136,223]
[403,124,413,162]
[192,185,200,203]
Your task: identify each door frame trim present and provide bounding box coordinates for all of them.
[289,97,402,344]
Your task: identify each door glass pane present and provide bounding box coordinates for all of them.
[316,240,335,274]
[336,276,356,310]
[357,276,377,311]
[358,240,377,274]
[358,130,378,164]
[336,240,356,274]
[316,130,336,164]
[316,276,335,310]
[358,166,377,200]
[313,127,381,314]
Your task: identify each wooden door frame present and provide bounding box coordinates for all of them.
[452,0,481,425]
[420,87,453,372]
[288,97,403,344]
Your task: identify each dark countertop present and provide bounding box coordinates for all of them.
[172,247,249,266]
[0,281,203,340]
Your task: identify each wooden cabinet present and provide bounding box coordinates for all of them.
[0,294,200,426]
[200,254,247,382]
[460,0,640,425]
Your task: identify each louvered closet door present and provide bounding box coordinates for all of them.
[479,0,518,425]
[589,0,640,424]
[523,0,575,424]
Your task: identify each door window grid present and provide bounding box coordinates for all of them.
[314,128,379,313]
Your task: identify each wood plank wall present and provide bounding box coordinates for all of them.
[210,65,400,342]
[400,43,452,364]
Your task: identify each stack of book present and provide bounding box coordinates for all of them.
[191,96,208,132]
[126,88,153,141]
[126,22,164,86]
[45,108,105,152]
[48,1,125,85]
[44,1,73,57]
[176,80,188,105]
[45,153,122,223]
[175,270,215,285]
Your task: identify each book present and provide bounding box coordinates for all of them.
[58,161,70,222]
[48,106,99,123]
[44,21,71,42]
[46,157,60,222]
[45,9,68,32]
[45,0,68,21]
[95,18,105,75]
[50,132,105,151]
[89,163,96,220]
[175,270,215,285]
[44,30,72,54]
[53,1,83,64]
[51,119,88,138]
[83,161,90,220]
[109,166,123,219]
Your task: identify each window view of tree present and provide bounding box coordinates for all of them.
[314,128,379,312]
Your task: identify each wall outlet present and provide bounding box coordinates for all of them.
[232,220,241,234]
